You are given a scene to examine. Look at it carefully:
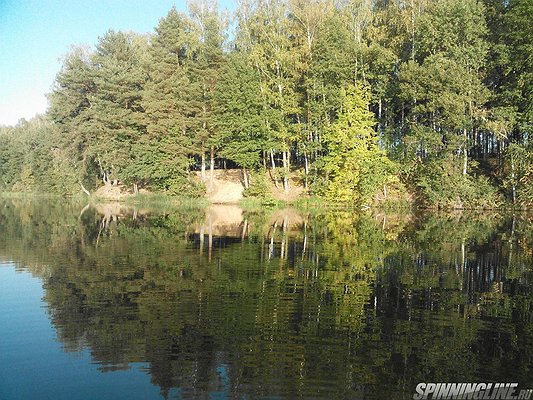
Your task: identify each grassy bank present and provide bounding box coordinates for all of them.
[2,189,526,214]
[120,192,209,209]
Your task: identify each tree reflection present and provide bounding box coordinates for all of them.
[0,199,531,398]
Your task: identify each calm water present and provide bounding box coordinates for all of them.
[0,199,532,399]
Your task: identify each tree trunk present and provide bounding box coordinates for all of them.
[378,98,382,134]
[241,219,248,241]
[270,150,279,188]
[102,171,111,186]
[511,155,516,204]
[410,0,416,61]
[201,152,206,181]
[242,168,249,189]
[304,153,309,189]
[462,128,468,176]
[282,150,290,193]
[79,182,91,196]
[282,151,287,192]
[209,145,215,189]
[498,140,503,168]
[133,183,139,194]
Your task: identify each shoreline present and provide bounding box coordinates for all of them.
[1,190,531,213]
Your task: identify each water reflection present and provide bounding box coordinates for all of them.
[0,199,532,399]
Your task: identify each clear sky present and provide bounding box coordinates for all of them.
[0,0,234,126]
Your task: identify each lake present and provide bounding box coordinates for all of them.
[0,199,532,399]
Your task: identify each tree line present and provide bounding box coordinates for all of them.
[0,0,531,208]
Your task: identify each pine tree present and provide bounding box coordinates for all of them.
[186,0,226,186]
[48,46,96,188]
[214,52,267,188]
[86,30,148,186]
[140,7,197,193]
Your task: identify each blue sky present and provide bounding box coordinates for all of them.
[0,0,234,126]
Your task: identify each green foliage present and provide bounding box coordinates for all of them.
[0,1,530,208]
[0,117,79,194]
[139,7,196,191]
[242,170,275,204]
[122,191,210,210]
[214,52,266,170]
[505,143,533,206]
[323,84,395,204]
[416,0,488,65]
[186,2,226,158]
[498,0,533,128]
[87,30,148,184]
[414,158,502,209]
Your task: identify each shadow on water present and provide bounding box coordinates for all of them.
[0,198,532,399]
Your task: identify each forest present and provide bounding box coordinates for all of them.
[0,0,531,208]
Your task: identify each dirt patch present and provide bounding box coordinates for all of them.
[94,184,131,200]
[92,169,306,204]
[271,179,306,202]
[209,180,244,203]
[260,169,306,201]
[199,170,244,204]
[200,169,306,203]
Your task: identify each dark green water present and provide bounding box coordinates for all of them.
[0,199,532,399]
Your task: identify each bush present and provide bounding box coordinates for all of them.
[243,170,274,200]
[414,161,502,209]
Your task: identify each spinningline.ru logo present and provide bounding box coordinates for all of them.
[413,383,533,400]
